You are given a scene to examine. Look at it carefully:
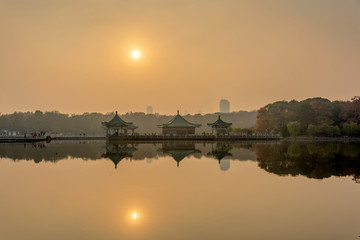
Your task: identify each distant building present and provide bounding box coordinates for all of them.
[220,159,230,171]
[146,106,153,114]
[157,110,201,135]
[219,99,230,113]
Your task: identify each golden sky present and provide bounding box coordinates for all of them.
[1,0,360,114]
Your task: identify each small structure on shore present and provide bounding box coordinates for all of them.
[157,111,201,135]
[102,111,138,137]
[207,115,232,135]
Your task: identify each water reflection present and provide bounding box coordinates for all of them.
[256,142,360,183]
[207,142,232,171]
[158,142,201,167]
[102,142,137,168]
[0,141,359,183]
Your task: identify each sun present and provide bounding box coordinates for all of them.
[132,213,137,219]
[131,50,141,59]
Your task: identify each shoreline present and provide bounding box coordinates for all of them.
[1,135,360,143]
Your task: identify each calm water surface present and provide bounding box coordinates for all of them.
[0,141,359,240]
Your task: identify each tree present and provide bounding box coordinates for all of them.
[343,123,351,136]
[281,125,290,137]
[287,121,300,138]
[349,122,359,136]
[255,101,295,134]
[255,107,273,133]
[339,96,360,123]
[309,99,333,134]
[296,102,315,132]
[343,122,359,136]
[307,124,318,137]
[327,126,340,137]
[229,127,254,135]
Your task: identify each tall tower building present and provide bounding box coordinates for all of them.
[146,106,154,114]
[219,99,230,113]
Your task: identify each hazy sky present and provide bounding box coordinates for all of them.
[1,0,360,114]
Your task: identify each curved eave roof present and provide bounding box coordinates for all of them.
[127,125,138,129]
[102,112,138,128]
[207,116,232,127]
[207,151,233,160]
[163,149,201,162]
[158,113,201,128]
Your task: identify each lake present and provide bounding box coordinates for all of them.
[0,141,359,240]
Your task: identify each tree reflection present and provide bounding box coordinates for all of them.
[1,141,359,183]
[256,142,360,183]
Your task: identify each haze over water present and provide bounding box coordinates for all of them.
[0,141,359,240]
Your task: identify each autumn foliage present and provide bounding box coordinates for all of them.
[255,96,360,137]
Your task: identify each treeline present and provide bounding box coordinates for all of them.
[255,96,360,137]
[0,110,256,135]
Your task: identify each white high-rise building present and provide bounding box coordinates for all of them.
[146,106,154,114]
[219,99,230,113]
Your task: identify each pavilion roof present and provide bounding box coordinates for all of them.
[165,150,197,162]
[158,111,201,128]
[102,111,137,128]
[161,149,201,167]
[102,153,126,168]
[207,151,232,161]
[207,115,232,127]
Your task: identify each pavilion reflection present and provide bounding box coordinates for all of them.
[101,142,137,168]
[157,142,201,167]
[207,142,233,171]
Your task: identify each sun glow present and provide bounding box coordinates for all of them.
[131,50,141,59]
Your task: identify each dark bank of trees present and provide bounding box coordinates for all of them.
[0,110,256,135]
[255,96,360,137]
[0,111,111,135]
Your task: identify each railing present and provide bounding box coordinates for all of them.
[50,134,105,138]
[0,133,282,143]
[109,134,281,140]
[0,135,47,143]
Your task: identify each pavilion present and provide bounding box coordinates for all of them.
[102,111,138,137]
[158,111,201,135]
[207,115,232,135]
